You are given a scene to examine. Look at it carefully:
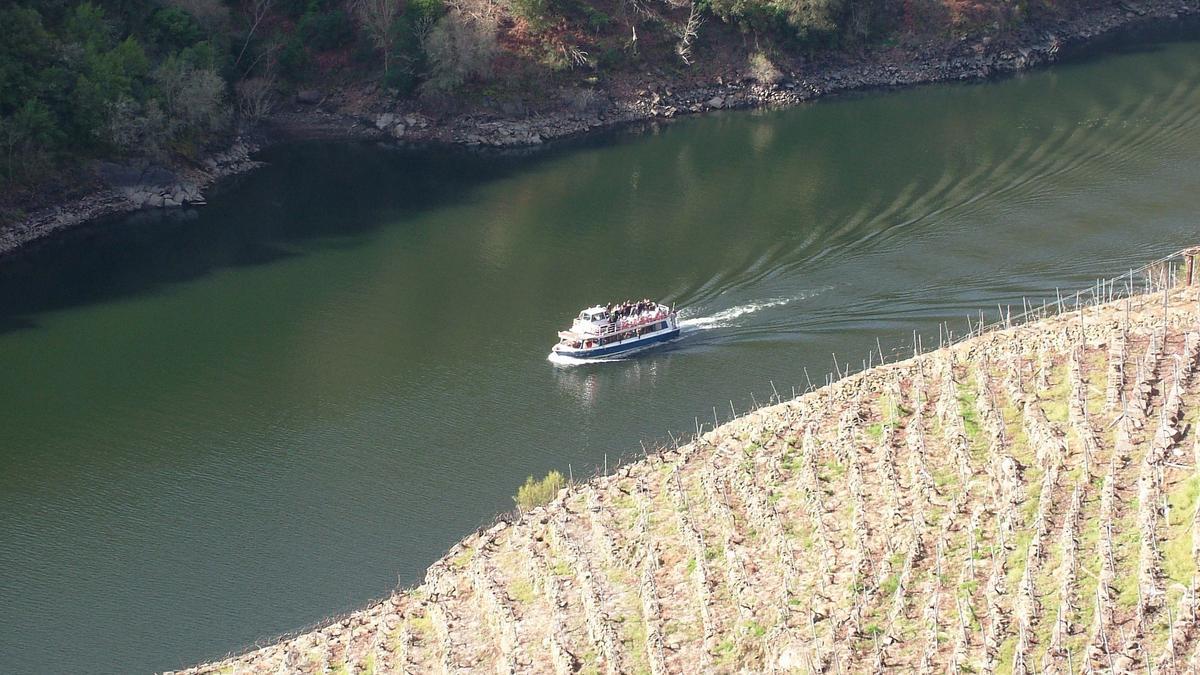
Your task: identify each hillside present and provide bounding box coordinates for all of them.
[174,253,1200,673]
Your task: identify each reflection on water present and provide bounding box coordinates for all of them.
[553,355,669,408]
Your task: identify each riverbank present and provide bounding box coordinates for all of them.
[173,250,1200,673]
[2,0,1196,259]
[0,139,262,258]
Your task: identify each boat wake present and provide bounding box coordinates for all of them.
[677,297,794,331]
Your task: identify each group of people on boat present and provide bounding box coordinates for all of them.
[605,299,658,322]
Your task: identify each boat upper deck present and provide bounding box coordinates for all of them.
[560,300,673,341]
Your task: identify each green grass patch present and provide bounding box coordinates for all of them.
[821,459,847,481]
[1164,475,1200,585]
[451,547,476,569]
[994,634,1017,674]
[1021,473,1044,523]
[1006,529,1034,585]
[880,573,899,598]
[508,578,535,604]
[957,383,982,439]
[620,613,649,672]
[409,614,433,638]
[605,565,626,584]
[866,422,884,441]
[579,648,601,675]
[959,578,979,596]
[1114,518,1142,608]
[1040,361,1072,424]
[714,637,737,665]
[745,620,768,638]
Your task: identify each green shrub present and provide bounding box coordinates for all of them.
[379,13,429,94]
[277,34,311,80]
[582,5,611,32]
[510,0,552,25]
[514,470,566,512]
[279,0,315,19]
[408,0,447,24]
[148,6,204,53]
[299,9,354,51]
[422,8,498,92]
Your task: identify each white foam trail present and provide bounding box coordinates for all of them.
[678,297,794,330]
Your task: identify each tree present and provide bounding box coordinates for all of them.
[0,5,54,114]
[105,95,169,157]
[235,75,275,121]
[675,1,704,65]
[235,0,274,68]
[0,99,60,183]
[773,0,841,36]
[355,0,401,75]
[64,2,112,52]
[422,4,498,92]
[152,55,228,138]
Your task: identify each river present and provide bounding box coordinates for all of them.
[3,27,1200,673]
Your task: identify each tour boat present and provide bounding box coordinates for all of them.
[552,301,680,359]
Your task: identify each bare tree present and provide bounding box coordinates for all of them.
[675,1,703,65]
[236,76,276,122]
[558,44,591,69]
[235,0,274,68]
[356,0,402,75]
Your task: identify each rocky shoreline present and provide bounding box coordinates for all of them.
[412,0,1198,148]
[0,139,261,257]
[2,0,1196,258]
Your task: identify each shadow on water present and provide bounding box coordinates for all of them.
[0,126,675,334]
[1056,15,1200,63]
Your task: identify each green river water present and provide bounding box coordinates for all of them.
[3,27,1200,673]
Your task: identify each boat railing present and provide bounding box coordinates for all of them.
[594,309,669,336]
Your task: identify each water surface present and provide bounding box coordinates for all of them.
[4,32,1200,672]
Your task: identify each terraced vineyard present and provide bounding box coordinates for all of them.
[180,281,1200,674]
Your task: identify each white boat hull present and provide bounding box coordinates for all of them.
[551,325,680,359]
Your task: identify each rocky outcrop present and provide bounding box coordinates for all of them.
[0,138,260,258]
